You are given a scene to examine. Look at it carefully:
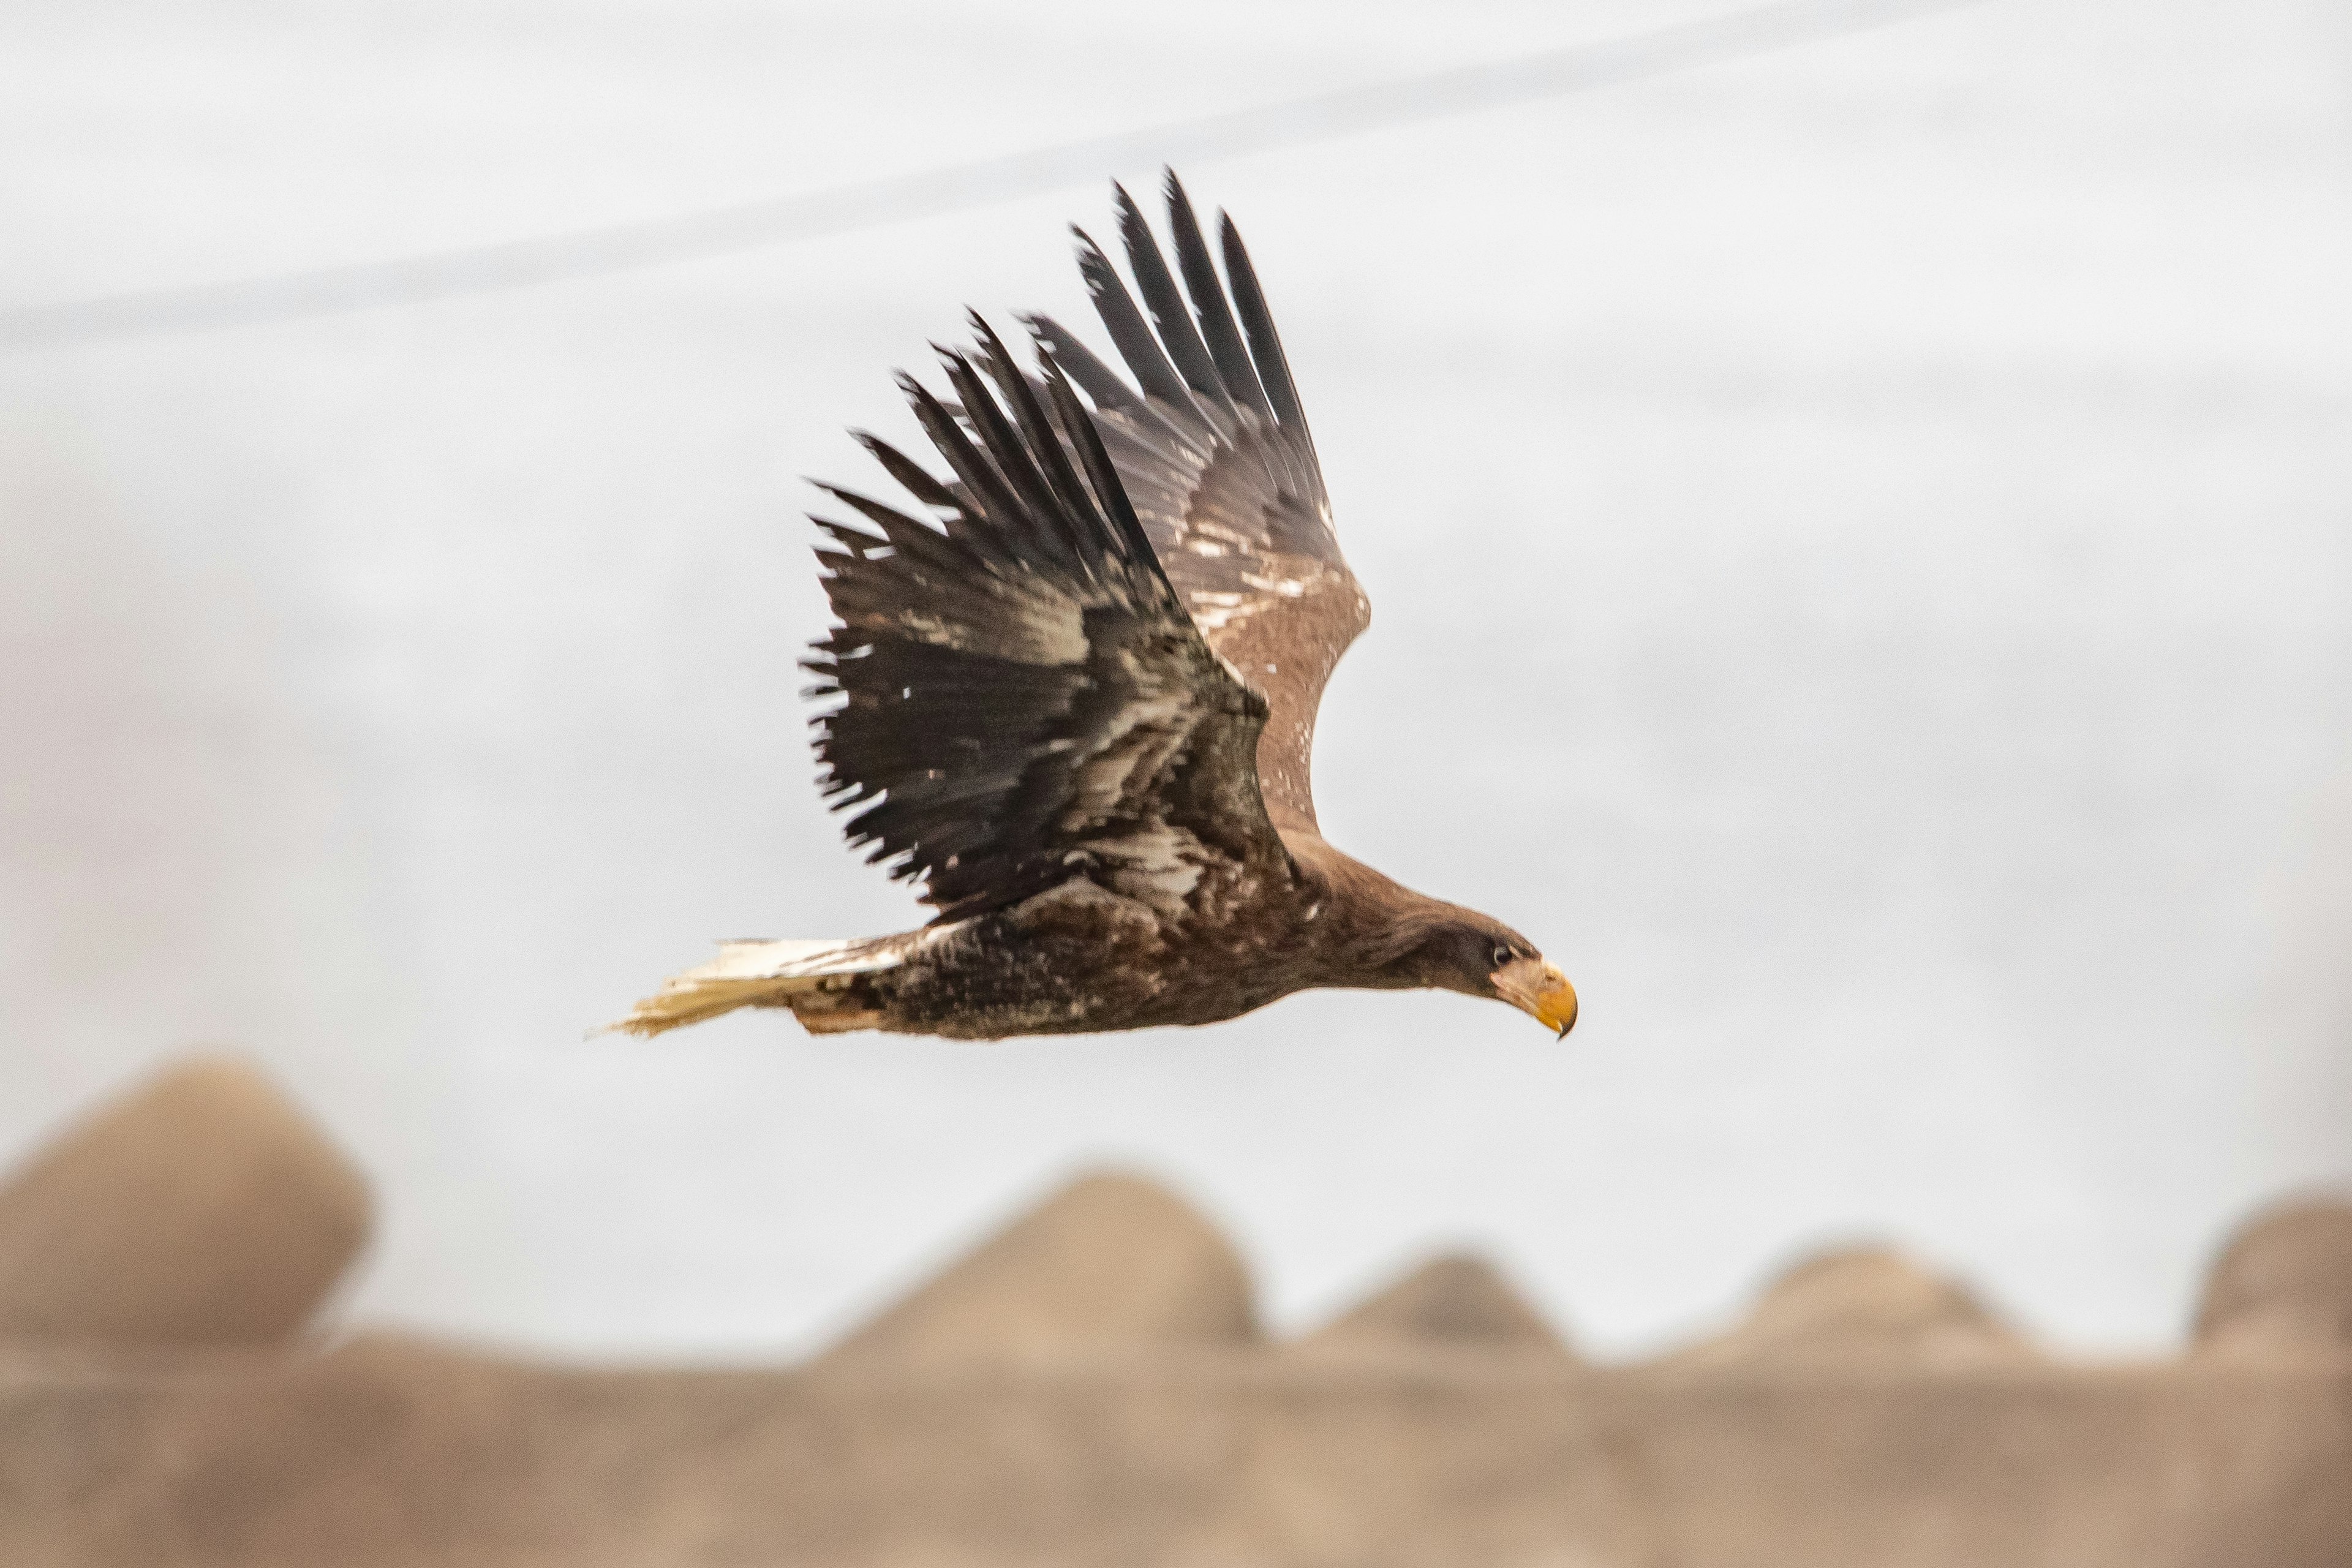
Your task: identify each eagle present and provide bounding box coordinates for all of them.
[616,173,1576,1042]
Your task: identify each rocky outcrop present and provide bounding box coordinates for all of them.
[1,1058,2347,1567]
[821,1170,1257,1363]
[2193,1196,2352,1354]
[1294,1252,1576,1358]
[0,1058,369,1348]
[1668,1244,2037,1368]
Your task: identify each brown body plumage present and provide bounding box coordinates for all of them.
[617,175,1575,1042]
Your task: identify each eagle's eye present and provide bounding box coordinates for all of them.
[1491,943,1513,969]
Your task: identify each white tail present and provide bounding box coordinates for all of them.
[604,937,905,1038]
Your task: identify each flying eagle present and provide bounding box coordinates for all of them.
[617,174,1575,1041]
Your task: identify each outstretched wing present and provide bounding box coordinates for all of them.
[804,319,1289,924]
[1024,173,1368,834]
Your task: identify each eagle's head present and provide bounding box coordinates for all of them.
[1386,914,1578,1037]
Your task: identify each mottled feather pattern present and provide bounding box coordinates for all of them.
[1024,173,1367,831]
[803,328,1283,924]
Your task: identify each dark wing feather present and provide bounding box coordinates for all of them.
[1115,183,1231,418]
[1027,173,1367,834]
[1218,214,1315,455]
[804,334,1287,924]
[1165,173,1276,426]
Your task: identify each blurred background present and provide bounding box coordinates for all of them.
[1,0,2346,1363]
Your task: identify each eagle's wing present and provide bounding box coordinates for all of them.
[804,321,1289,924]
[1023,173,1367,834]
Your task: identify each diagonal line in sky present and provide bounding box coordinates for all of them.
[0,0,1980,350]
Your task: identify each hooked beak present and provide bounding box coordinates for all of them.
[1493,957,1578,1038]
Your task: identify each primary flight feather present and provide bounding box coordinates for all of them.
[616,173,1577,1041]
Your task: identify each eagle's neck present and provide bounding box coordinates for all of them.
[1277,828,1474,982]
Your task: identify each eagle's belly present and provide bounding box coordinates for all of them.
[869,873,1314,1040]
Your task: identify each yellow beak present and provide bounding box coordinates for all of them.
[1493,957,1578,1038]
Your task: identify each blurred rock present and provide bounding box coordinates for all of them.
[0,1057,369,1347]
[1294,1253,1575,1358]
[1670,1245,2035,1366]
[4,1329,2347,1568]
[824,1171,1256,1362]
[2194,1197,2352,1354]
[3,1069,2347,1566]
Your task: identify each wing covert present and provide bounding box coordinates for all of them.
[1023,173,1369,834]
[803,320,1288,924]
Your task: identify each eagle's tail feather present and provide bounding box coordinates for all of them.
[602,937,903,1038]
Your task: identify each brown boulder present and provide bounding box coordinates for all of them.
[824,1170,1256,1362]
[1671,1245,2035,1367]
[2193,1197,2352,1354]
[1294,1253,1575,1358]
[0,1057,371,1348]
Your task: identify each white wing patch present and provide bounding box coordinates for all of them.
[1085,824,1208,915]
[884,587,1087,665]
[1058,688,1194,829]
